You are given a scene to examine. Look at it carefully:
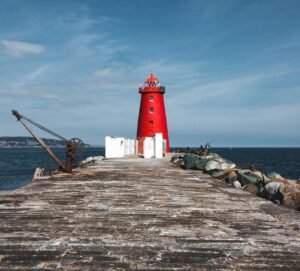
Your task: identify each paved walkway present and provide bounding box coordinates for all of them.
[0,157,299,270]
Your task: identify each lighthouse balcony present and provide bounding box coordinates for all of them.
[139,86,165,94]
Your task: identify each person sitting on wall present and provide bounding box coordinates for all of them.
[197,145,205,156]
[204,143,211,155]
[200,145,204,152]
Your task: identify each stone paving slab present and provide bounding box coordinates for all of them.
[0,157,299,270]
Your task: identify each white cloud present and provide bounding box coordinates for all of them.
[1,40,45,57]
[94,68,115,77]
[22,65,50,82]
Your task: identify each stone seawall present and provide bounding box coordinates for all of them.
[0,156,299,270]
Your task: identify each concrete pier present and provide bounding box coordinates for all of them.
[0,156,299,270]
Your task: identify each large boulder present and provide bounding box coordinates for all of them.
[243,183,259,194]
[79,156,104,167]
[194,156,210,171]
[205,159,236,172]
[226,170,238,183]
[182,154,210,170]
[211,170,228,179]
[204,154,236,172]
[233,180,242,189]
[283,191,300,211]
[253,171,270,182]
[182,154,199,169]
[182,153,235,172]
[265,182,284,195]
[236,169,261,186]
[171,155,184,167]
[258,182,285,204]
[280,183,300,211]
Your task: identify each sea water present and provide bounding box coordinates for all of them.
[0,147,299,191]
[0,147,104,191]
[213,148,300,181]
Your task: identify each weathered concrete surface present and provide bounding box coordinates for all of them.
[0,157,299,270]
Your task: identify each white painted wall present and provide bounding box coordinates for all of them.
[124,138,130,156]
[105,134,163,159]
[143,133,164,159]
[154,133,163,159]
[143,137,154,158]
[105,136,125,158]
[105,136,136,158]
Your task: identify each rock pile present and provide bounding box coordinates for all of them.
[171,153,300,211]
[79,156,104,167]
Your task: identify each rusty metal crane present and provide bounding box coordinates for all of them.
[12,110,84,173]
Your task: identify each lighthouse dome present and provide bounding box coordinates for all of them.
[145,73,160,87]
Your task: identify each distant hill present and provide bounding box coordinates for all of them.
[0,136,89,147]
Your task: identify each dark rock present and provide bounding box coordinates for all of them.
[236,169,260,186]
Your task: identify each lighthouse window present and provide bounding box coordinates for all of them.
[146,81,160,87]
[149,107,154,113]
[149,120,154,125]
[149,96,154,101]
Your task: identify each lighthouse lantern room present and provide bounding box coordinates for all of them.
[137,73,170,155]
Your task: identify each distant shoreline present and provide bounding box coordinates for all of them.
[0,136,102,148]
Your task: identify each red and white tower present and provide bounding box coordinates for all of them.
[137,73,170,153]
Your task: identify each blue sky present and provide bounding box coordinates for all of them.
[1,0,300,147]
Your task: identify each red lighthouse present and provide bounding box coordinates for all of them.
[137,73,170,153]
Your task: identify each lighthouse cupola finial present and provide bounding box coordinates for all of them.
[145,73,160,86]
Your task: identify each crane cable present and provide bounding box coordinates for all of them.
[14,111,68,143]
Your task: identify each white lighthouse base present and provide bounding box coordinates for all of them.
[105,133,164,159]
[154,133,163,159]
[143,138,154,158]
[142,133,164,159]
